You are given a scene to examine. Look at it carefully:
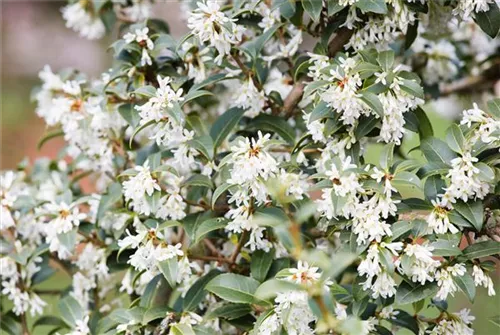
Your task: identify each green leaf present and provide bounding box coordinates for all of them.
[355,0,387,14]
[183,270,221,311]
[190,73,227,92]
[454,272,476,303]
[474,2,500,38]
[405,21,419,49]
[389,310,419,334]
[254,279,303,301]
[420,137,457,167]
[186,112,208,136]
[129,119,155,148]
[206,273,260,304]
[359,91,384,117]
[354,115,379,138]
[487,98,500,118]
[445,124,465,154]
[212,183,232,209]
[0,313,21,335]
[380,142,394,170]
[392,171,421,190]
[140,274,162,308]
[158,257,178,288]
[142,306,172,324]
[183,175,214,189]
[170,323,195,335]
[210,107,245,150]
[58,295,84,327]
[396,282,438,305]
[391,221,413,240]
[37,129,64,150]
[194,217,228,244]
[118,103,141,128]
[251,249,275,282]
[309,101,333,123]
[377,50,394,71]
[400,79,424,99]
[302,0,323,21]
[248,114,296,145]
[134,85,156,98]
[413,107,433,139]
[32,316,67,330]
[153,33,176,52]
[489,315,500,328]
[424,175,445,201]
[206,303,252,320]
[429,240,462,256]
[145,191,161,212]
[181,90,213,107]
[454,200,483,231]
[463,241,500,260]
[189,135,214,160]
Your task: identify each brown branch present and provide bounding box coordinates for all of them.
[440,61,500,97]
[230,230,248,264]
[188,254,233,264]
[327,27,355,58]
[283,81,306,118]
[203,239,222,257]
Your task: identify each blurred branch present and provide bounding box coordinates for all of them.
[440,60,500,96]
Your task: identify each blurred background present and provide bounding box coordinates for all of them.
[1,1,499,334]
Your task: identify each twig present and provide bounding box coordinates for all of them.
[440,61,500,97]
[283,81,306,118]
[203,239,222,258]
[230,230,248,264]
[188,254,233,264]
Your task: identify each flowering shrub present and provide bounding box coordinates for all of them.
[2,1,500,334]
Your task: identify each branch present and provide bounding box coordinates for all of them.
[327,27,354,58]
[440,61,500,97]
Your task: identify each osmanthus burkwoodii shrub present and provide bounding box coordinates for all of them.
[1,0,500,334]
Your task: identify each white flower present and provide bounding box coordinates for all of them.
[472,265,496,296]
[427,200,458,235]
[155,243,184,262]
[435,264,466,300]
[287,261,321,285]
[379,306,399,319]
[232,78,266,118]
[61,2,105,40]
[187,1,244,64]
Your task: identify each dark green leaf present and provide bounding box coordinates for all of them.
[356,0,387,13]
[183,270,221,311]
[194,217,228,244]
[454,272,476,303]
[360,91,384,117]
[474,2,500,38]
[210,107,245,150]
[463,241,500,260]
[454,200,483,232]
[302,0,323,21]
[158,258,178,288]
[396,282,438,305]
[445,124,465,154]
[206,274,260,304]
[420,137,457,166]
[251,249,275,282]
